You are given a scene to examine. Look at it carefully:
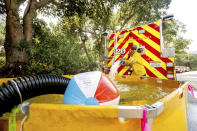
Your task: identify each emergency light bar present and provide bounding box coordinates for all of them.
[167,74,174,79]
[163,15,174,21]
[102,33,108,37]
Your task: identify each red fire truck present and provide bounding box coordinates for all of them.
[102,15,176,80]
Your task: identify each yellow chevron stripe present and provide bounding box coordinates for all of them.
[116,39,167,79]
[132,39,167,79]
[154,20,160,26]
[128,28,134,31]
[132,30,160,52]
[115,45,127,62]
[134,39,167,71]
[141,25,160,39]
[109,39,114,48]
[169,57,174,62]
[109,31,121,48]
[108,38,121,66]
[109,31,130,65]
[118,49,130,76]
[108,44,114,66]
[145,49,166,70]
[118,53,166,78]
[142,58,166,79]
[124,51,129,59]
[108,33,114,47]
[108,50,113,58]
[108,57,113,66]
[117,39,141,76]
[115,32,130,61]
[119,66,130,76]
[122,40,139,60]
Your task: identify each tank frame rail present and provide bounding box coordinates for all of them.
[19,102,163,131]
[18,82,188,131]
[118,101,164,118]
[118,102,164,130]
[20,101,164,119]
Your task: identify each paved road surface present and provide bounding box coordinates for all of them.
[176,71,197,131]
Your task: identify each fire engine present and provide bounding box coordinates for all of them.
[102,15,176,80]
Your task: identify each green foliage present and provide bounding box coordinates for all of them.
[13,39,32,52]
[0,56,5,68]
[3,0,192,76]
[56,0,172,68]
[0,22,5,57]
[173,37,191,54]
[117,0,171,29]
[163,20,191,53]
[175,53,197,71]
[22,19,97,75]
[38,0,173,71]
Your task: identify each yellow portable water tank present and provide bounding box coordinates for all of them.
[0,76,188,131]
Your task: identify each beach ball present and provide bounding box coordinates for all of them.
[63,71,120,105]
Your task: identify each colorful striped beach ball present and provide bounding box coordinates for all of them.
[63,71,120,105]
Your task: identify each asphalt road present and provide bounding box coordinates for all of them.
[176,71,197,131]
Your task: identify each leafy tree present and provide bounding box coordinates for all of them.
[0,0,96,67]
[173,37,191,54]
[0,0,55,68]
[189,54,197,71]
[117,0,171,30]
[163,20,191,53]
[0,0,173,76]
[60,0,172,67]
[175,53,197,71]
[4,18,97,76]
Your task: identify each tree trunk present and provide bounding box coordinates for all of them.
[98,36,103,69]
[82,40,92,63]
[23,15,34,41]
[0,0,53,76]
[4,0,28,68]
[23,0,37,41]
[4,0,37,68]
[98,41,102,62]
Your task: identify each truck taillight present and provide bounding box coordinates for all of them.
[167,74,174,79]
[102,33,108,37]
[167,71,174,74]
[167,67,174,70]
[166,62,175,80]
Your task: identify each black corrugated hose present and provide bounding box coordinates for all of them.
[0,74,70,116]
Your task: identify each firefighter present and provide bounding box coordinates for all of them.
[120,45,146,78]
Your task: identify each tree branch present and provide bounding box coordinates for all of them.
[23,0,38,41]
[120,9,136,30]
[36,0,54,9]
[120,0,144,30]
[100,0,107,15]
[80,29,98,38]
[5,0,12,10]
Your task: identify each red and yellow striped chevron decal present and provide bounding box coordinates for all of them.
[106,20,175,80]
